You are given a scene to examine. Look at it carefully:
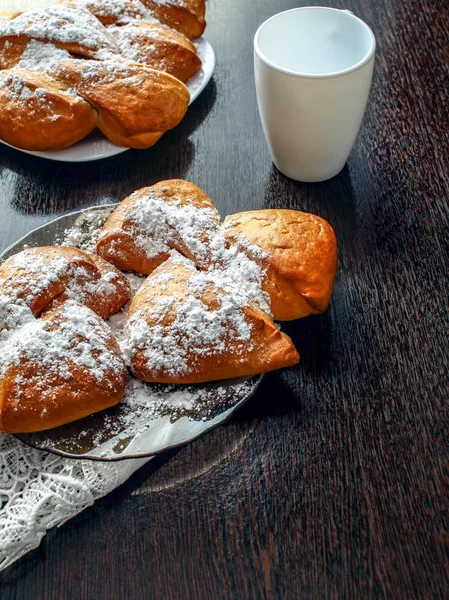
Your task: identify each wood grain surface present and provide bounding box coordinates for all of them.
[1,0,448,598]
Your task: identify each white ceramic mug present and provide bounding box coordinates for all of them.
[254,7,376,182]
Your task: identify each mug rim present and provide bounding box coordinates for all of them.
[254,6,376,79]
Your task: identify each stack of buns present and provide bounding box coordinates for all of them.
[0,179,337,433]
[0,0,206,151]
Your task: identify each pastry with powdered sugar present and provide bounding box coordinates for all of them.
[0,1,206,151]
[0,179,337,432]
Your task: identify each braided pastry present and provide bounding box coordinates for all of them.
[0,1,206,151]
[0,68,98,151]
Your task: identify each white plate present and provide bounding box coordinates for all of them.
[1,206,263,461]
[1,37,215,163]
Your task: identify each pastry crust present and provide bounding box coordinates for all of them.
[0,6,119,59]
[110,21,201,82]
[0,246,130,318]
[97,179,220,273]
[0,2,205,151]
[0,301,127,433]
[0,183,339,432]
[0,37,31,69]
[54,0,154,26]
[140,0,206,39]
[0,12,21,21]
[53,58,190,148]
[224,209,337,320]
[0,68,98,151]
[126,256,299,384]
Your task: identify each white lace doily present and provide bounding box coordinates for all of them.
[0,432,150,571]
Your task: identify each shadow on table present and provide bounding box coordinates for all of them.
[1,78,218,217]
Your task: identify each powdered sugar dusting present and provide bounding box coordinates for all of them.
[1,249,72,308]
[0,300,123,387]
[118,190,219,263]
[98,187,272,379]
[110,23,162,64]
[125,240,270,379]
[71,0,161,24]
[17,40,71,73]
[1,204,263,457]
[3,6,119,57]
[59,208,114,252]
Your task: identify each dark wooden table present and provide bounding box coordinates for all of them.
[1,0,448,598]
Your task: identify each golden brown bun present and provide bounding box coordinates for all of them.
[0,6,119,59]
[126,256,299,384]
[0,301,127,434]
[0,246,130,319]
[110,22,201,82]
[0,69,98,151]
[97,179,220,273]
[53,58,189,148]
[224,210,337,321]
[140,0,206,39]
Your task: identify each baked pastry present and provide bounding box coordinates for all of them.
[55,0,156,26]
[55,0,205,38]
[0,1,206,151]
[0,37,31,70]
[0,6,120,60]
[224,210,337,320]
[126,254,299,384]
[0,245,130,433]
[0,68,98,151]
[0,246,130,319]
[53,0,202,80]
[53,58,190,148]
[97,179,220,273]
[0,299,127,433]
[139,0,206,39]
[0,13,21,21]
[109,22,201,82]
[0,181,337,432]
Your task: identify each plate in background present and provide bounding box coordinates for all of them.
[1,38,215,163]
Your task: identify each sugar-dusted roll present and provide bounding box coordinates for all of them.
[0,68,98,151]
[97,180,220,273]
[125,254,299,384]
[0,300,127,433]
[224,209,337,321]
[53,58,190,148]
[0,246,130,319]
[110,21,201,82]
